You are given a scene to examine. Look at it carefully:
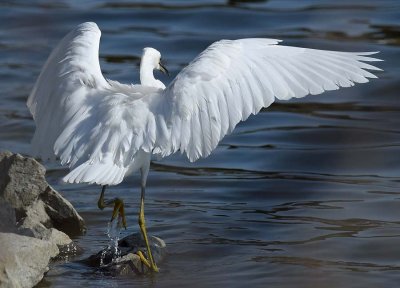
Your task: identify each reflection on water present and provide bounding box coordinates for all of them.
[0,0,399,287]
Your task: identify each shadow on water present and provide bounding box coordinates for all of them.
[1,0,400,287]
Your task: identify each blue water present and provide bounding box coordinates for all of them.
[1,0,400,287]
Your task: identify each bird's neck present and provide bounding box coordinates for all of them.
[140,58,165,89]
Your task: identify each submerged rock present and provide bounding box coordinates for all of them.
[82,232,166,276]
[0,151,86,287]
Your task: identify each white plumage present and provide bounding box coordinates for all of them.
[27,22,382,186]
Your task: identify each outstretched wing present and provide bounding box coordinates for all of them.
[27,22,158,185]
[151,39,382,162]
[27,22,110,161]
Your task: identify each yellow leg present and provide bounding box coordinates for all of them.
[98,185,127,229]
[136,251,151,268]
[137,186,159,272]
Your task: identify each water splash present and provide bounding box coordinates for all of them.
[100,216,123,267]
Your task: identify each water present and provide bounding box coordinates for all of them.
[99,219,123,267]
[0,0,399,287]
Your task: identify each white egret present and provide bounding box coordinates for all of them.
[27,22,382,272]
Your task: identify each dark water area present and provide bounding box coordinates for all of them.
[1,0,400,287]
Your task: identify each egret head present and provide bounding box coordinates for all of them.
[142,47,169,76]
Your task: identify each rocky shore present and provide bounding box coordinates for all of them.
[0,151,86,288]
[0,151,168,287]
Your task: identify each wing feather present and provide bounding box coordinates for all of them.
[154,39,382,162]
[27,22,159,185]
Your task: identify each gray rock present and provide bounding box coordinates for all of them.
[20,220,72,246]
[82,233,166,276]
[0,151,86,288]
[0,232,59,288]
[0,199,17,233]
[0,196,35,238]
[0,151,45,212]
[40,186,85,236]
[0,151,85,236]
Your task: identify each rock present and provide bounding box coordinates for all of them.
[0,151,86,287]
[40,186,85,236]
[106,253,145,276]
[0,151,45,213]
[82,233,166,276]
[0,199,18,233]
[0,232,58,288]
[0,198,34,238]
[0,151,85,237]
[21,220,72,246]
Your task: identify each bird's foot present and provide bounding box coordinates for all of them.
[110,198,127,229]
[98,186,127,229]
[137,250,159,272]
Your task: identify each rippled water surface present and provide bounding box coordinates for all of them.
[1,0,399,287]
